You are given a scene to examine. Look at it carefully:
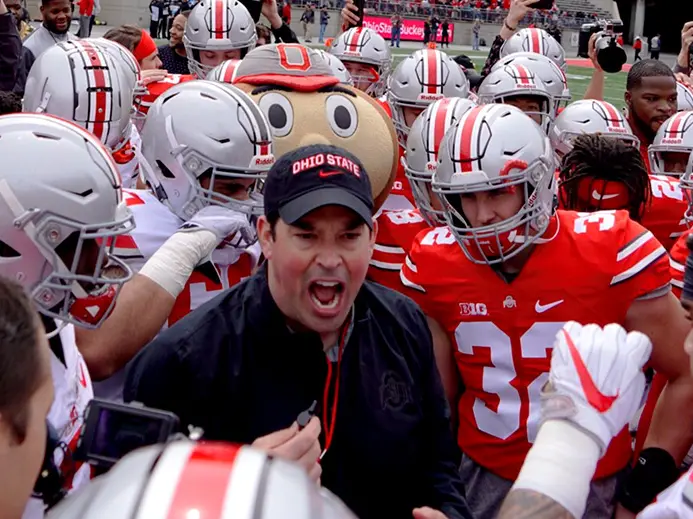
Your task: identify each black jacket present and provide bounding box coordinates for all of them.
[0,13,21,91]
[125,268,472,519]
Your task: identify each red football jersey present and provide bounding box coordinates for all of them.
[400,210,670,481]
[136,74,197,118]
[669,228,690,299]
[376,97,416,210]
[641,175,689,251]
[369,208,430,291]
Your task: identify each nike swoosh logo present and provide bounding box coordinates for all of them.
[318,170,344,178]
[535,299,564,313]
[562,329,618,413]
[592,190,619,201]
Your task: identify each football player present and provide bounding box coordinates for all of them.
[183,0,257,78]
[500,27,567,71]
[477,64,554,132]
[383,48,470,210]
[75,80,273,400]
[400,104,693,518]
[649,111,693,177]
[0,113,135,516]
[369,97,475,290]
[554,100,688,251]
[22,39,143,189]
[328,26,391,98]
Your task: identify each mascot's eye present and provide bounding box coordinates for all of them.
[258,93,294,138]
[325,95,358,138]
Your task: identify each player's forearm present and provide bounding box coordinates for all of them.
[644,375,693,463]
[427,316,461,421]
[75,274,175,380]
[582,69,605,101]
[497,490,575,519]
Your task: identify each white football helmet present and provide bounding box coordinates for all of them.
[678,80,693,112]
[0,114,134,328]
[46,441,358,519]
[184,0,257,78]
[405,97,477,226]
[314,49,353,85]
[387,49,470,147]
[328,27,392,97]
[649,111,693,177]
[206,58,242,83]
[434,104,557,265]
[139,80,274,221]
[23,39,138,151]
[492,52,570,116]
[500,28,567,71]
[550,99,639,158]
[477,64,553,132]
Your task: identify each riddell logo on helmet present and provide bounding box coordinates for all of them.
[607,126,628,134]
[661,138,683,144]
[418,93,444,101]
[253,156,275,166]
[514,84,536,89]
[426,162,437,172]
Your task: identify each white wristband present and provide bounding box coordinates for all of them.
[512,420,601,519]
[139,230,217,298]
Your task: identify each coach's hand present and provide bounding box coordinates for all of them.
[506,0,539,30]
[678,21,693,70]
[252,417,323,482]
[412,507,448,519]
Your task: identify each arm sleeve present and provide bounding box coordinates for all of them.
[12,46,33,95]
[0,13,21,91]
[414,307,473,519]
[479,34,505,85]
[271,21,298,43]
[611,216,670,301]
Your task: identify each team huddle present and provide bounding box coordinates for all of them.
[6,0,693,516]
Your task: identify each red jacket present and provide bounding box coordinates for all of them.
[79,0,94,16]
[282,3,291,23]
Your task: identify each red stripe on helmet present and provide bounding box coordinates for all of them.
[165,444,242,519]
[432,97,451,155]
[529,29,542,54]
[76,40,108,142]
[347,27,363,52]
[426,49,439,94]
[457,106,484,173]
[601,101,622,128]
[214,0,225,39]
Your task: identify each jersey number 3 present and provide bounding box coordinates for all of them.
[455,321,566,442]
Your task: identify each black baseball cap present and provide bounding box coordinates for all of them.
[264,144,374,229]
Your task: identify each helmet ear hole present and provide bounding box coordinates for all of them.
[0,241,20,258]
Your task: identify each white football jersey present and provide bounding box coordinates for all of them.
[23,320,93,519]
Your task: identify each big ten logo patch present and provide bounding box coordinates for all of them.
[459,302,488,316]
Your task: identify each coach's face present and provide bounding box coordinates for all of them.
[258,205,375,337]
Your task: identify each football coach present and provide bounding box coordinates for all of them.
[124,144,472,519]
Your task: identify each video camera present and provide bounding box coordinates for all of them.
[578,19,627,73]
[33,399,198,509]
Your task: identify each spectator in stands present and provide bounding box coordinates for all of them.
[13,0,74,95]
[281,0,291,24]
[650,33,661,60]
[0,91,21,114]
[423,18,430,44]
[159,0,169,39]
[319,4,328,43]
[633,36,642,62]
[429,13,439,43]
[472,17,480,49]
[300,3,314,42]
[158,10,189,74]
[256,21,271,45]
[4,0,30,39]
[149,0,161,38]
[0,0,21,93]
[104,24,164,71]
[390,12,401,47]
[441,17,450,47]
[0,276,55,519]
